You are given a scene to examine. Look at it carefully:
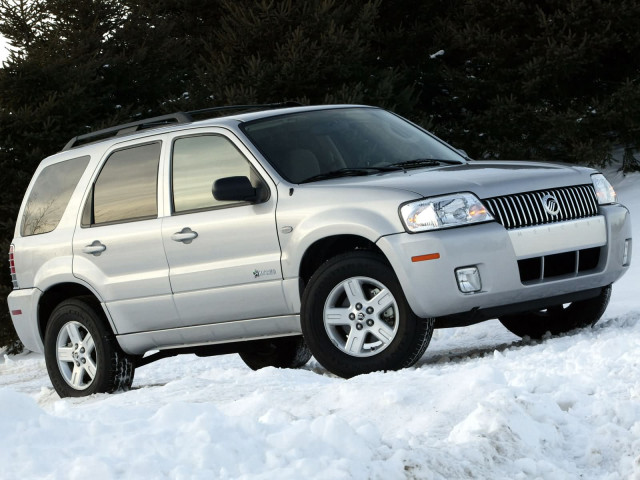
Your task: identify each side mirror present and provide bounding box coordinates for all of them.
[457,148,470,158]
[213,176,258,202]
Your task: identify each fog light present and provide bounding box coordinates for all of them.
[623,238,632,266]
[456,266,482,293]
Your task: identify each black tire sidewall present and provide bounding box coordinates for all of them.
[301,252,422,378]
[44,299,115,397]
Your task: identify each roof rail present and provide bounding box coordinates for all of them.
[62,112,191,151]
[62,102,303,151]
[187,101,302,118]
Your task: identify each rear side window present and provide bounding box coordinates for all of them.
[21,155,90,236]
[88,142,161,225]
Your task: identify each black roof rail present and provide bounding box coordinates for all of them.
[187,101,302,118]
[62,112,192,151]
[62,102,303,151]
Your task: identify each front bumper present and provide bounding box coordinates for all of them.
[376,204,631,322]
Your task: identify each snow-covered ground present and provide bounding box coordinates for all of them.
[2,170,639,480]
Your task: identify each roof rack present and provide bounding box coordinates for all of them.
[62,101,303,151]
[187,101,302,119]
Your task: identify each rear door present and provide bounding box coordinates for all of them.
[160,130,287,327]
[73,139,179,334]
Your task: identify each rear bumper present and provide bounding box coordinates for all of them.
[377,204,631,320]
[7,287,44,353]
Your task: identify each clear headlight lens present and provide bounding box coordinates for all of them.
[400,193,494,232]
[591,173,617,205]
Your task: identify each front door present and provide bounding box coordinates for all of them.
[161,131,287,327]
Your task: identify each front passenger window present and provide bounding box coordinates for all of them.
[171,135,261,214]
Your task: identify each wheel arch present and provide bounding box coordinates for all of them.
[298,234,387,295]
[38,283,109,343]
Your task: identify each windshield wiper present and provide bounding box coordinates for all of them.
[389,158,462,169]
[300,166,402,183]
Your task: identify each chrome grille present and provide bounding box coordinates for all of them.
[484,185,599,230]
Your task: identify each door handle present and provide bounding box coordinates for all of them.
[82,240,106,256]
[171,227,198,244]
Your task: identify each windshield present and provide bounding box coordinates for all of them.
[241,107,465,183]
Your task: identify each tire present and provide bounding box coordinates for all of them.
[238,336,312,370]
[301,251,434,378]
[44,297,135,398]
[499,285,612,339]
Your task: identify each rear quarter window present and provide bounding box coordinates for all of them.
[21,155,90,236]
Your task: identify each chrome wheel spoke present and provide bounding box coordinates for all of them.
[70,364,84,388]
[57,346,75,362]
[371,288,394,312]
[84,334,95,355]
[344,278,366,305]
[324,308,351,326]
[345,329,366,354]
[371,322,395,345]
[65,322,82,344]
[84,358,97,380]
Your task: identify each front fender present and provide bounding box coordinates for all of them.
[276,184,418,278]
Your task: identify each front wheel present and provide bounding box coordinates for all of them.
[44,297,135,398]
[499,285,612,339]
[301,252,434,378]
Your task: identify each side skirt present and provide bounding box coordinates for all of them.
[117,314,302,357]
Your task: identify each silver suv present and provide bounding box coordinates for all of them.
[7,104,632,397]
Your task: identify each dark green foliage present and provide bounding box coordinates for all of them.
[1,0,640,350]
[188,0,416,112]
[416,0,640,164]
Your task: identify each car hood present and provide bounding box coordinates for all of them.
[305,161,597,199]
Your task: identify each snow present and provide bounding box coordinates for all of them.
[2,171,640,479]
[0,35,10,63]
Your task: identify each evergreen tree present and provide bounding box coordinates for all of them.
[189,0,417,112]
[412,0,640,168]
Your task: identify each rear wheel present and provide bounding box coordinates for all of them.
[301,251,433,378]
[44,297,134,397]
[499,285,612,339]
[239,336,312,370]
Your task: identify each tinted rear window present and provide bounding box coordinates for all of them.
[21,155,90,236]
[91,142,160,225]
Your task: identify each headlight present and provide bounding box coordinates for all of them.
[400,193,494,232]
[591,173,617,205]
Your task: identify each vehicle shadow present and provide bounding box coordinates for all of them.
[415,338,529,368]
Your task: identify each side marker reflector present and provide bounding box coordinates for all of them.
[411,253,440,263]
[11,309,22,316]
